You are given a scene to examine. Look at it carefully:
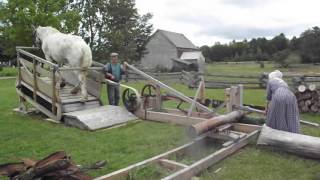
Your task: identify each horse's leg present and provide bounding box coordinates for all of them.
[44,54,65,88]
[70,70,81,94]
[78,70,88,102]
[58,62,66,88]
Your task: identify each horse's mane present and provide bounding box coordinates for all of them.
[36,26,60,40]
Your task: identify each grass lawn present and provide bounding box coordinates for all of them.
[0,67,17,77]
[0,63,320,179]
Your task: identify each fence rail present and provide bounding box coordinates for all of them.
[124,70,320,89]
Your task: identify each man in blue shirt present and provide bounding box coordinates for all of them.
[104,52,126,106]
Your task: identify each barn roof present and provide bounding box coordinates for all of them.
[156,29,198,49]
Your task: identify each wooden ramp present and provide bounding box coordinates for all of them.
[64,105,138,130]
[15,47,136,130]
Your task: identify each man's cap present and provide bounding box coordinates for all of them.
[110,52,119,57]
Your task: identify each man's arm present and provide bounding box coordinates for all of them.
[120,62,127,75]
[104,63,115,80]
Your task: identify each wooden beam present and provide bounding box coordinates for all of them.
[158,159,189,170]
[162,130,260,180]
[32,58,38,101]
[95,136,207,180]
[17,49,57,67]
[188,78,204,117]
[231,123,262,133]
[51,69,57,114]
[162,109,214,119]
[135,109,206,126]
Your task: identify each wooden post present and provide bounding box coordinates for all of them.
[51,68,57,114]
[32,58,38,101]
[238,84,243,106]
[17,52,22,87]
[154,84,162,111]
[187,77,204,117]
[225,86,242,113]
[225,88,231,112]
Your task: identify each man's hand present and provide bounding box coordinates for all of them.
[106,73,114,80]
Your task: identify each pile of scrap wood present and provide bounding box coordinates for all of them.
[295,84,320,113]
[0,151,106,180]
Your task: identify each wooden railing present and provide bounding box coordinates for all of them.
[16,46,104,117]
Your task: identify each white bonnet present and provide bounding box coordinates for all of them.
[268,70,283,80]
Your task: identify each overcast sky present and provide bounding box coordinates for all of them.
[135,0,320,46]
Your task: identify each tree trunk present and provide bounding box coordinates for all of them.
[257,125,320,159]
[186,111,245,138]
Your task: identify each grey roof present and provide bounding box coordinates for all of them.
[157,29,198,49]
[171,58,194,65]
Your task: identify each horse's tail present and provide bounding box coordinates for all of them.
[81,45,93,68]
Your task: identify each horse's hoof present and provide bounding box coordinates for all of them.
[80,97,88,103]
[60,82,66,88]
[70,87,80,94]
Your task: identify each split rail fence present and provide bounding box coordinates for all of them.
[124,70,320,90]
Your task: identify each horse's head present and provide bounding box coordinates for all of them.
[32,26,42,47]
[32,26,60,47]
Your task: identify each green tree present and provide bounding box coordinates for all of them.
[101,0,153,62]
[71,0,104,49]
[269,33,288,53]
[200,45,210,61]
[299,26,320,63]
[0,0,80,56]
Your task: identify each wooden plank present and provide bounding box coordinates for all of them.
[162,130,260,180]
[135,109,206,126]
[231,123,262,133]
[162,109,214,119]
[62,101,100,113]
[17,49,57,67]
[95,136,207,180]
[60,93,96,98]
[61,96,98,104]
[52,69,57,114]
[158,159,189,170]
[16,89,59,121]
[32,58,38,101]
[20,68,53,98]
[19,57,52,78]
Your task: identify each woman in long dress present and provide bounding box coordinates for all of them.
[266,70,300,133]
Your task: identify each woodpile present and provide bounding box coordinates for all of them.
[295,84,320,113]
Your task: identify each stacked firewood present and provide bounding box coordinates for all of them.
[295,84,320,113]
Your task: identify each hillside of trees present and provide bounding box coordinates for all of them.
[200,26,320,66]
[0,0,153,62]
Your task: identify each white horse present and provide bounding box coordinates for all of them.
[34,26,92,101]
